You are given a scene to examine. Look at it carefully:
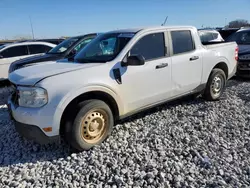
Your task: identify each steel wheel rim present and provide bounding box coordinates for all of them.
[81,109,108,144]
[211,75,223,97]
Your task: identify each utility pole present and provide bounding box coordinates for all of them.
[161,16,168,26]
[29,15,35,39]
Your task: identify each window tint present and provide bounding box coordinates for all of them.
[212,33,219,39]
[73,38,94,53]
[1,46,28,58]
[130,33,165,61]
[171,30,194,54]
[28,45,52,54]
[200,32,214,42]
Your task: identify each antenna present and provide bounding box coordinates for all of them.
[161,16,168,26]
[29,15,35,39]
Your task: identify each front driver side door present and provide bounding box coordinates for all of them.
[119,31,173,113]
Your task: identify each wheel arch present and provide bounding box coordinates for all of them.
[212,62,228,79]
[59,90,121,134]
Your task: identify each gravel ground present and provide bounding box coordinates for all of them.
[0,79,250,188]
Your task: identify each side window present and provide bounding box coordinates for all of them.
[207,33,214,41]
[212,33,219,39]
[171,30,195,54]
[73,38,94,52]
[28,45,52,54]
[44,45,53,52]
[1,46,28,58]
[130,33,165,61]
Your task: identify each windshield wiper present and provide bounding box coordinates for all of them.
[76,58,104,63]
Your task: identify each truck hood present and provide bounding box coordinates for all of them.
[9,61,102,86]
[11,53,62,66]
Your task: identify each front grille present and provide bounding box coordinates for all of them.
[238,64,250,69]
[237,69,250,75]
[238,61,250,69]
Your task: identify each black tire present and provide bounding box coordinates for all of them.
[203,68,226,101]
[68,100,114,151]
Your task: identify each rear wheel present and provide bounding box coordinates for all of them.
[203,68,226,101]
[68,100,114,151]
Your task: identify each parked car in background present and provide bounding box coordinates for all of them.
[0,42,56,80]
[22,38,65,45]
[32,38,65,45]
[8,26,238,151]
[198,29,224,43]
[226,27,250,78]
[8,33,98,74]
[217,28,239,40]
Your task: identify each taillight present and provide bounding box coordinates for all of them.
[235,46,238,61]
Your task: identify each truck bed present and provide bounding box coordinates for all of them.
[202,41,236,49]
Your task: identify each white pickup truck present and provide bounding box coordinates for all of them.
[8,26,238,151]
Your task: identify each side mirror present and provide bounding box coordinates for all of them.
[0,55,3,59]
[125,54,145,66]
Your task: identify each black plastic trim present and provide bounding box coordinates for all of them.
[14,121,59,145]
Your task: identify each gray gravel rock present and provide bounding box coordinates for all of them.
[0,79,250,187]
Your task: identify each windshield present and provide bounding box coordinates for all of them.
[226,30,250,44]
[47,37,79,54]
[0,45,6,50]
[74,32,134,63]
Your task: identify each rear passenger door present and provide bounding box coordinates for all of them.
[0,45,29,79]
[170,30,202,96]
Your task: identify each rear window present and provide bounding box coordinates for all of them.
[199,32,214,42]
[28,45,52,54]
[171,30,195,55]
[212,33,219,39]
[1,45,29,58]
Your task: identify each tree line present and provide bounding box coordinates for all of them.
[225,19,250,28]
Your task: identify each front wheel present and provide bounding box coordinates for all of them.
[68,100,114,151]
[203,68,226,101]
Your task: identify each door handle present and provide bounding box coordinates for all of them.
[189,56,199,61]
[156,63,168,69]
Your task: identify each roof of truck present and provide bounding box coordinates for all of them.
[107,26,196,33]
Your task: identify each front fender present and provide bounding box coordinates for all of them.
[52,84,124,130]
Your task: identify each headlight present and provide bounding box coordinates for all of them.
[239,54,250,60]
[17,86,48,108]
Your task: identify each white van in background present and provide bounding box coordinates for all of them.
[0,41,56,80]
[198,29,224,43]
